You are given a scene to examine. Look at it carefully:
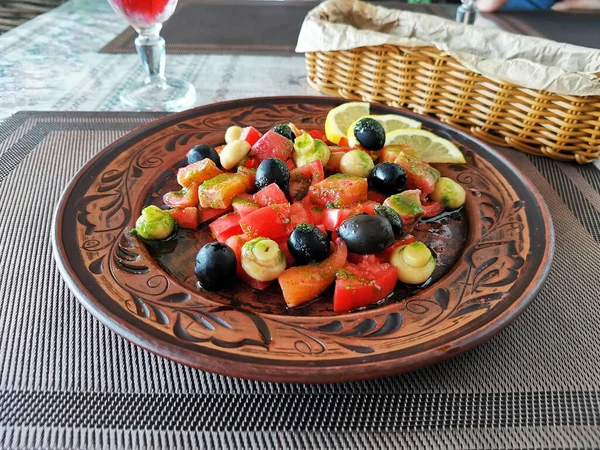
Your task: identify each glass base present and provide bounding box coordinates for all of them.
[120,78,196,112]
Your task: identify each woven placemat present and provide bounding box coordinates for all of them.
[99,1,455,55]
[1,111,600,449]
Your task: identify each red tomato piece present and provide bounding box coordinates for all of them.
[225,235,273,290]
[394,153,440,200]
[288,159,325,201]
[351,200,379,215]
[367,189,388,204]
[198,173,248,209]
[379,145,414,163]
[168,207,199,229]
[309,174,368,208]
[383,190,425,234]
[347,253,381,265]
[163,182,199,208]
[198,207,231,224]
[236,166,256,191]
[209,213,242,243]
[239,203,291,240]
[321,208,353,231]
[325,152,344,173]
[278,239,348,308]
[276,239,295,267]
[177,159,222,187]
[244,157,260,169]
[232,194,259,217]
[307,129,333,145]
[240,126,262,146]
[301,196,324,224]
[254,183,288,207]
[249,130,294,162]
[285,159,296,172]
[422,200,445,218]
[316,224,327,235]
[214,144,226,155]
[333,262,397,313]
[289,202,313,229]
[339,136,349,147]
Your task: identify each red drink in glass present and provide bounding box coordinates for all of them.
[109,0,177,29]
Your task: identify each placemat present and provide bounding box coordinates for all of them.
[99,1,455,55]
[1,111,600,449]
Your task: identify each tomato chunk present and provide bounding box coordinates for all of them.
[225,234,272,290]
[394,152,440,200]
[239,203,291,240]
[240,126,262,146]
[289,202,313,228]
[383,190,425,234]
[254,183,288,207]
[168,207,199,229]
[236,166,256,191]
[249,130,294,162]
[232,193,259,217]
[209,212,242,243]
[289,159,325,201]
[163,182,199,208]
[309,174,368,208]
[379,145,414,163]
[244,157,260,169]
[321,208,353,231]
[177,159,222,187]
[198,173,248,209]
[333,262,397,313]
[278,240,348,308]
[422,200,445,218]
[198,207,231,224]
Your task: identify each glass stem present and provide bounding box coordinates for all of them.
[135,24,166,85]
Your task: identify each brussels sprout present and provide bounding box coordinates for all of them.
[134,205,175,240]
[293,135,330,168]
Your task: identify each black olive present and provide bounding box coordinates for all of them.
[272,124,296,141]
[256,158,290,191]
[353,118,386,150]
[337,214,394,254]
[287,223,330,265]
[374,205,404,239]
[195,242,237,291]
[369,162,407,195]
[187,144,221,168]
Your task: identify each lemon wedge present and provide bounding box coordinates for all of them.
[325,102,370,145]
[384,129,466,164]
[346,114,421,139]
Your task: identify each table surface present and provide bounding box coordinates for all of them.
[1,3,600,449]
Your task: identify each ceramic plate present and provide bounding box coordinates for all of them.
[53,97,554,383]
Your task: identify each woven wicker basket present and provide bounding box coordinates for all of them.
[306,45,600,164]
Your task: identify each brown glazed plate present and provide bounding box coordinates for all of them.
[52,97,554,383]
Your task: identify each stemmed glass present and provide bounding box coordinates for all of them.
[107,0,196,111]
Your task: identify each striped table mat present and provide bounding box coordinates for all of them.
[0,111,599,449]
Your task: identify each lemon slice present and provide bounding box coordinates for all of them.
[325,102,370,145]
[346,114,421,139]
[385,129,466,164]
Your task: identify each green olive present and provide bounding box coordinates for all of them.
[241,237,287,281]
[431,177,466,210]
[134,205,175,240]
[340,149,374,178]
[390,242,436,285]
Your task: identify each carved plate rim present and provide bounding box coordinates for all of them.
[52,96,555,383]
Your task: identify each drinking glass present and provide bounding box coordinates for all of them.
[107,0,196,111]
